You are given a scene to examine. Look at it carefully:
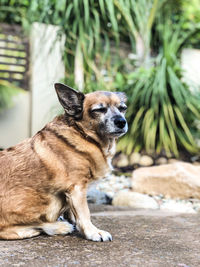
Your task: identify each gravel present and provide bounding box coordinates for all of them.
[92,173,200,214]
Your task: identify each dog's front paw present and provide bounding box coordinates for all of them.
[84,229,112,242]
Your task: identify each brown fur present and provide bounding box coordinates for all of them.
[0,84,127,241]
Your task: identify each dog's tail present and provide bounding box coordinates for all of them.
[0,221,74,240]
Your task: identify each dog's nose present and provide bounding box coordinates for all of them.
[114,116,126,129]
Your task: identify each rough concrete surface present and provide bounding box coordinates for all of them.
[0,204,200,267]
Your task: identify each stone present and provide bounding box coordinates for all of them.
[113,153,129,168]
[112,191,159,209]
[129,152,141,165]
[193,162,200,166]
[167,158,182,164]
[87,186,112,205]
[193,202,200,212]
[160,200,196,214]
[139,155,154,166]
[190,155,200,162]
[96,174,132,196]
[132,162,200,199]
[155,157,168,165]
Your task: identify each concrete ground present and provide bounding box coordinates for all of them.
[0,204,200,267]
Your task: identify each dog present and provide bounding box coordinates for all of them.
[0,83,128,241]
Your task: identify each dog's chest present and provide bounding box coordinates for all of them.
[94,141,115,179]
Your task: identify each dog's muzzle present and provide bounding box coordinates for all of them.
[100,114,128,138]
[110,115,128,137]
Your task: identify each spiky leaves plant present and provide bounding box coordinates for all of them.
[118,19,200,156]
[1,0,200,156]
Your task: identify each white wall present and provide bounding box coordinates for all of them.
[30,22,66,135]
[181,48,200,92]
[0,92,30,148]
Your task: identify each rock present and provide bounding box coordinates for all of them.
[167,158,181,164]
[87,186,112,205]
[104,191,115,199]
[96,174,132,196]
[190,155,200,162]
[155,157,168,165]
[139,155,154,166]
[112,191,159,209]
[160,200,196,214]
[193,202,200,212]
[113,153,129,168]
[129,152,141,165]
[193,162,200,166]
[132,162,200,199]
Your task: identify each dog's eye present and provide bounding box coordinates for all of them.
[92,107,107,113]
[118,105,127,112]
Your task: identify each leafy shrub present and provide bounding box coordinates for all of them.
[0,0,200,156]
[118,11,200,156]
[118,61,200,156]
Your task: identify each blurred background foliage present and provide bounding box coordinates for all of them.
[0,81,21,114]
[0,0,200,156]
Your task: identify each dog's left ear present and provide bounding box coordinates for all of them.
[115,92,127,103]
[54,83,85,119]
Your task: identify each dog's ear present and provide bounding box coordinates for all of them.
[115,92,127,103]
[54,83,85,119]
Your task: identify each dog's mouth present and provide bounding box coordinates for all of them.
[108,128,128,137]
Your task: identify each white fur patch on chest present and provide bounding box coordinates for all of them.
[107,157,113,171]
[105,139,116,174]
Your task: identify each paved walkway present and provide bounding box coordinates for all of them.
[0,205,200,267]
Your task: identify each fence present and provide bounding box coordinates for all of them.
[0,23,29,90]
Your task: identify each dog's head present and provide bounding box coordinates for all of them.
[55,83,128,138]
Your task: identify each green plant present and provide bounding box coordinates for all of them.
[1,0,200,156]
[0,0,159,88]
[118,61,200,156]
[118,5,200,156]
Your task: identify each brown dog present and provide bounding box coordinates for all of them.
[0,83,127,241]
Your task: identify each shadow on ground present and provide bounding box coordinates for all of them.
[0,204,200,267]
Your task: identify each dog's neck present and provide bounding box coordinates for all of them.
[63,115,116,167]
[63,115,116,153]
[74,121,116,156]
[56,115,116,166]
[49,115,116,175]
[73,121,116,171]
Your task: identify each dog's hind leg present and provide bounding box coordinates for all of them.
[0,226,41,240]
